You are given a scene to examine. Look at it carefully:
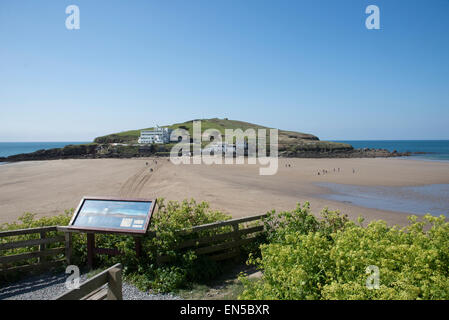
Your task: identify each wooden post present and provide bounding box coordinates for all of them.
[107,264,123,300]
[38,231,46,264]
[65,232,72,265]
[87,233,95,269]
[134,237,142,258]
[232,223,240,260]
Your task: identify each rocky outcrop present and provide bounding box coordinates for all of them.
[279,147,410,158]
[0,144,98,162]
[0,143,411,163]
[0,143,173,162]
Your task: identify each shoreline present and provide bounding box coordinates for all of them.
[314,182,449,217]
[1,157,449,226]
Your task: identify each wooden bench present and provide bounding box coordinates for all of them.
[54,263,123,300]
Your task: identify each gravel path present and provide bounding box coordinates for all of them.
[0,271,180,300]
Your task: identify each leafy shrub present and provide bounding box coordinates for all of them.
[0,210,72,232]
[239,204,449,300]
[99,198,232,292]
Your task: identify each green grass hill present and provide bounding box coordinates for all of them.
[93,118,353,155]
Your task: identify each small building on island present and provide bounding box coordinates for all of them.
[138,127,172,144]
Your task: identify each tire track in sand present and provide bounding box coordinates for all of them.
[119,161,160,197]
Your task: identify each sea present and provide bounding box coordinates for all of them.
[333,140,449,161]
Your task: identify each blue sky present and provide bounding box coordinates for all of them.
[0,0,448,141]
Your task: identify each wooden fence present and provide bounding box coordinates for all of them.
[0,226,67,276]
[156,213,267,263]
[0,213,267,277]
[54,263,122,300]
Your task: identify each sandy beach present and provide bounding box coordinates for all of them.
[1,157,449,225]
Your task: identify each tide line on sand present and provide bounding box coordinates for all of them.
[316,182,449,217]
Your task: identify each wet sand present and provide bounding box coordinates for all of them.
[1,157,449,225]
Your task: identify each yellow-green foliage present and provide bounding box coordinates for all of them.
[0,210,72,232]
[239,204,449,300]
[123,199,231,292]
[151,198,230,232]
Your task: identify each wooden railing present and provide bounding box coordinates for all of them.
[54,263,122,300]
[0,226,67,276]
[0,213,267,277]
[157,213,267,263]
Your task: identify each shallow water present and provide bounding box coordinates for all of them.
[316,182,449,217]
[333,140,449,161]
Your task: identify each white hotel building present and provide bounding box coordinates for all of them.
[138,127,172,144]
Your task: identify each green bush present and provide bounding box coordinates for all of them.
[239,204,449,300]
[100,198,231,292]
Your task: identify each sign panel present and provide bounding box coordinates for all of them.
[68,197,156,234]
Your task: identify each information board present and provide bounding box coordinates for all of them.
[68,197,156,234]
